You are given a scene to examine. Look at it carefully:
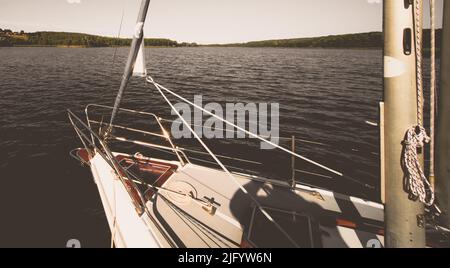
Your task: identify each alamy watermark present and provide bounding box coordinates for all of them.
[66,239,81,248]
[170,95,279,149]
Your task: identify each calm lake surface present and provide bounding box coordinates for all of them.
[0,47,435,247]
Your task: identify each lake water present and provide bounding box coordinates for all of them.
[0,47,435,247]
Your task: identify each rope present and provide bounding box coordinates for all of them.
[402,126,434,206]
[414,0,424,126]
[401,0,435,206]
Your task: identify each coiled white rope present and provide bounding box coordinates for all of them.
[403,126,434,206]
[402,0,435,206]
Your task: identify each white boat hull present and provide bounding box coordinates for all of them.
[90,153,161,248]
[86,151,385,248]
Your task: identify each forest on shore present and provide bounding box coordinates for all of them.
[0,28,441,50]
[0,29,196,47]
[209,30,441,50]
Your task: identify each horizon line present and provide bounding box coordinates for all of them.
[1,27,442,46]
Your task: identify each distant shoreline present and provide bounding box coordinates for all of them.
[4,45,382,49]
[0,29,441,49]
[10,45,177,48]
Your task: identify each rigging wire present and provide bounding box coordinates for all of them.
[146,78,343,177]
[147,76,301,248]
[110,1,126,249]
[111,6,126,74]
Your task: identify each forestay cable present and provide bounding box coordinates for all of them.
[110,1,126,248]
[147,76,300,248]
[146,77,343,177]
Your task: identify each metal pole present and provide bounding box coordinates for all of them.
[383,0,425,248]
[429,0,436,188]
[291,135,296,187]
[380,102,385,204]
[109,0,151,128]
[436,0,450,229]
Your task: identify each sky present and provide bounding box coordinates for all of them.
[0,0,444,44]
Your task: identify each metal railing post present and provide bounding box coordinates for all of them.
[290,135,296,188]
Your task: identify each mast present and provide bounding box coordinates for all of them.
[436,0,450,229]
[383,0,425,247]
[109,0,151,128]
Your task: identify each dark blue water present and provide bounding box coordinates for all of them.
[0,46,419,247]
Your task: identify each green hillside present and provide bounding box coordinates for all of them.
[209,30,441,49]
[0,29,196,47]
[0,28,442,49]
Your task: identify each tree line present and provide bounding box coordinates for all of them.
[208,30,442,49]
[0,29,441,49]
[0,30,197,47]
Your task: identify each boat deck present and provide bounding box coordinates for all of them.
[74,147,385,247]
